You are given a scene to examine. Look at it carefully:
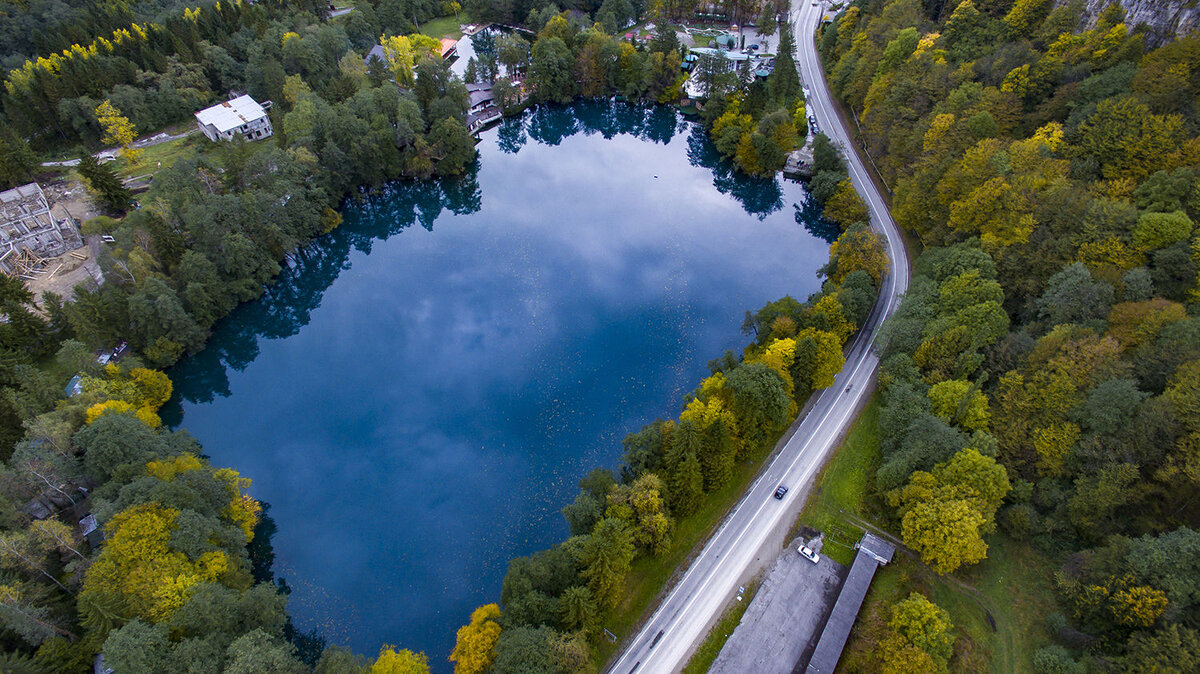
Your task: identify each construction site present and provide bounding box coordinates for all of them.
[0,181,97,295]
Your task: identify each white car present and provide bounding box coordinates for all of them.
[798,545,820,563]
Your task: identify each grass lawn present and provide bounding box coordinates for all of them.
[790,394,881,565]
[420,13,469,40]
[112,132,204,180]
[681,577,760,674]
[950,537,1059,673]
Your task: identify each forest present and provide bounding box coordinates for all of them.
[815,0,1200,670]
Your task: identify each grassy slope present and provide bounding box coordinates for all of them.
[111,133,202,180]
[791,395,881,565]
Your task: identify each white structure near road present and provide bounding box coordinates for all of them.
[194,95,273,142]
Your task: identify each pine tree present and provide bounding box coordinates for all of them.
[76,154,132,214]
[670,451,704,518]
[768,22,800,106]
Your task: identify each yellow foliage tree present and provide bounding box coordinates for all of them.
[878,592,954,673]
[749,337,797,397]
[81,364,172,428]
[1106,299,1187,351]
[1031,422,1080,477]
[145,453,204,481]
[811,294,856,343]
[371,646,430,673]
[380,34,442,86]
[84,400,162,428]
[450,603,502,674]
[81,504,229,621]
[1077,235,1144,272]
[95,99,141,164]
[824,179,870,228]
[927,379,990,432]
[890,448,1010,573]
[1111,584,1169,627]
[794,327,845,392]
[827,223,889,286]
[948,176,1034,247]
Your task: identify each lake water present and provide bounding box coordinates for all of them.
[163,101,836,667]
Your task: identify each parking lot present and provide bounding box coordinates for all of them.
[710,536,847,674]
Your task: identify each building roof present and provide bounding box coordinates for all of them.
[440,37,458,57]
[858,532,895,564]
[365,44,386,65]
[805,551,882,674]
[469,88,494,107]
[195,95,268,133]
[805,534,897,674]
[0,182,44,206]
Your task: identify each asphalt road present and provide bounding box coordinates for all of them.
[605,3,911,672]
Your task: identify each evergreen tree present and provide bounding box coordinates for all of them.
[580,518,635,609]
[0,131,36,190]
[768,22,800,106]
[670,451,704,518]
[76,154,132,214]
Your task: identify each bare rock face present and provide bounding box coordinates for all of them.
[1068,0,1200,47]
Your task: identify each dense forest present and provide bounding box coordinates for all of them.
[815,0,1200,670]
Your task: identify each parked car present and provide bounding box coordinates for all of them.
[798,545,820,563]
[774,485,788,499]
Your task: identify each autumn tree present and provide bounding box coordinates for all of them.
[890,448,1010,573]
[928,380,990,432]
[380,34,442,86]
[824,179,870,227]
[369,646,429,673]
[450,604,501,674]
[824,223,889,287]
[877,593,954,673]
[790,328,845,396]
[96,99,141,163]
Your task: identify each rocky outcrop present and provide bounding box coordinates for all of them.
[1067,0,1199,46]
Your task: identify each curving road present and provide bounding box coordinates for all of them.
[605,3,910,672]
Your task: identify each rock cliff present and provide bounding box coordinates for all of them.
[1066,0,1199,46]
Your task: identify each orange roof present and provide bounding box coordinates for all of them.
[440,38,458,57]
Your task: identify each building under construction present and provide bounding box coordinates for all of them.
[0,182,83,279]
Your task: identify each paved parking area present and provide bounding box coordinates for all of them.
[710,537,846,674]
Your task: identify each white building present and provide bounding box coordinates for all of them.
[194,95,273,142]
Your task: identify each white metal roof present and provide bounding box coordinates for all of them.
[194,95,268,133]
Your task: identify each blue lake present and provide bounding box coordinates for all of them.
[163,102,835,667]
